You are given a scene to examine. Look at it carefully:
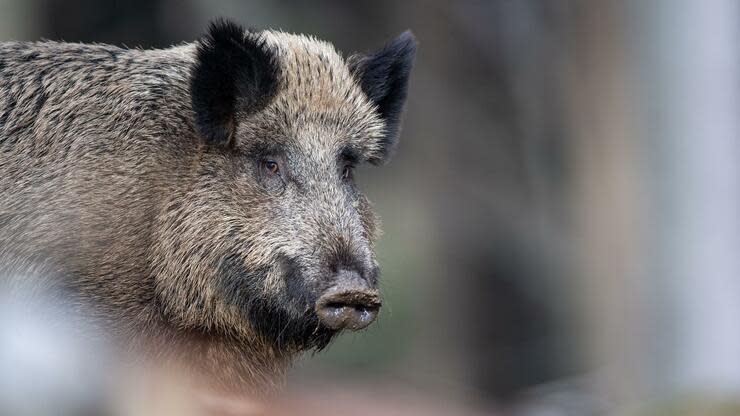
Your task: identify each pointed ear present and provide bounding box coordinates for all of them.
[348,31,417,163]
[190,19,280,146]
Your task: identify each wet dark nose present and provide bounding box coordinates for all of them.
[315,270,381,331]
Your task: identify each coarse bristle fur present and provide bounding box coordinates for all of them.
[0,18,416,395]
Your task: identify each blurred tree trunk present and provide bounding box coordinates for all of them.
[632,0,740,399]
[0,0,40,40]
[566,0,648,406]
[39,0,195,48]
[569,0,740,409]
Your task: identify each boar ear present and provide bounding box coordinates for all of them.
[348,31,417,162]
[190,19,280,146]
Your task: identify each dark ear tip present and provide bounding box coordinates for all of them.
[390,30,418,58]
[205,17,245,42]
[208,17,234,29]
[398,30,418,46]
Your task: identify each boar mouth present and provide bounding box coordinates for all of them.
[314,269,381,331]
[315,288,381,331]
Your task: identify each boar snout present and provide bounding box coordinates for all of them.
[315,270,381,331]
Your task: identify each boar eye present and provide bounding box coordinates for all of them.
[342,164,354,180]
[257,157,285,195]
[339,148,359,181]
[263,160,280,175]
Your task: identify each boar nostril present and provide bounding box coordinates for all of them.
[315,287,381,331]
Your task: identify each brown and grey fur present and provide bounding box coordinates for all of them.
[0,20,416,394]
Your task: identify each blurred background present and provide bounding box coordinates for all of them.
[1,0,739,414]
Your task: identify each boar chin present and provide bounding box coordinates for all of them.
[217,253,337,350]
[248,297,338,351]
